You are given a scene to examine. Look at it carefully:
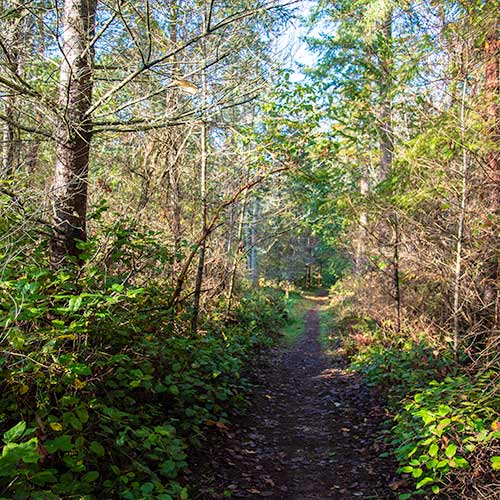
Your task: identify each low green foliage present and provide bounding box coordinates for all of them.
[0,228,287,499]
[326,293,499,498]
[393,373,498,497]
[280,291,309,345]
[352,337,456,396]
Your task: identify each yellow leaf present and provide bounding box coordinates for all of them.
[74,378,86,390]
[173,79,198,95]
[57,334,76,341]
[50,422,63,431]
[19,384,29,395]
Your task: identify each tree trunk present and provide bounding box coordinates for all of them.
[1,0,23,178]
[392,213,401,333]
[191,3,208,332]
[378,8,400,329]
[25,14,45,174]
[378,9,393,181]
[51,0,97,268]
[226,188,248,315]
[190,119,208,332]
[483,19,499,331]
[452,80,469,356]
[249,197,259,286]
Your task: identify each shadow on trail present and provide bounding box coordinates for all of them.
[192,296,398,499]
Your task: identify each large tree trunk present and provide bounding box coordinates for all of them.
[25,15,46,174]
[226,187,248,316]
[249,197,259,286]
[391,214,401,333]
[452,79,469,356]
[378,8,401,330]
[51,0,97,268]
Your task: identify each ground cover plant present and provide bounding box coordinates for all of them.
[0,227,287,499]
[326,283,499,498]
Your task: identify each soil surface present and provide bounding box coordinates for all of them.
[191,296,399,499]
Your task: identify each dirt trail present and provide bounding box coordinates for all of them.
[193,297,398,499]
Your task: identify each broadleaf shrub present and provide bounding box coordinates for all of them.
[0,226,287,499]
[328,285,499,498]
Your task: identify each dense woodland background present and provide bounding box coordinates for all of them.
[0,0,498,498]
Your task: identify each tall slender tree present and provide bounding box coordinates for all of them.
[51,0,97,267]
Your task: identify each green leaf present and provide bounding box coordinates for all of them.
[416,476,434,489]
[63,412,83,431]
[445,443,457,458]
[90,441,105,457]
[69,363,91,376]
[453,457,469,468]
[491,456,500,471]
[82,471,99,483]
[68,296,83,312]
[31,470,57,485]
[437,405,451,416]
[3,421,26,443]
[141,482,155,494]
[75,406,89,424]
[429,443,439,457]
[1,438,39,464]
[45,435,72,453]
[412,468,423,478]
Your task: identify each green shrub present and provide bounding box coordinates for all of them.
[0,229,286,498]
[392,373,498,497]
[338,313,499,498]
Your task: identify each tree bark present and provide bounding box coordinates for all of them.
[191,2,208,332]
[391,214,401,333]
[378,9,393,181]
[226,187,248,316]
[482,19,499,332]
[1,0,23,178]
[452,79,469,356]
[51,0,97,268]
[377,8,401,330]
[249,197,259,286]
[485,18,499,208]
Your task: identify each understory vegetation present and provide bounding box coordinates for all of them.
[325,283,499,499]
[0,229,287,499]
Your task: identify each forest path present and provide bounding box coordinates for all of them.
[192,292,398,499]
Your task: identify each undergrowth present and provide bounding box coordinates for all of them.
[280,291,310,345]
[0,223,287,499]
[325,282,499,499]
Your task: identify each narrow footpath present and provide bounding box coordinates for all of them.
[193,295,399,499]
